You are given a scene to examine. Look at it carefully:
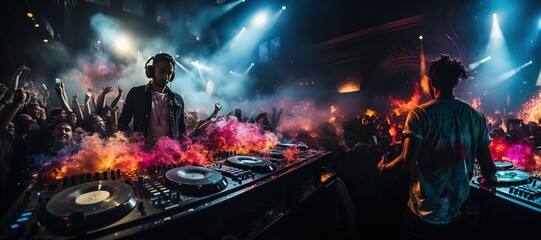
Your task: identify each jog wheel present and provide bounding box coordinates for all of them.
[226,155,277,172]
[39,180,137,235]
[165,166,228,195]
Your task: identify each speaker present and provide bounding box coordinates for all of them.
[144,53,176,81]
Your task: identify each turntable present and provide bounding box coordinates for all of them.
[476,169,532,187]
[494,160,513,170]
[277,142,308,150]
[226,155,277,172]
[165,166,228,195]
[258,149,285,159]
[494,170,531,184]
[38,180,138,235]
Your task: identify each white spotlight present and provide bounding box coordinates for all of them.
[282,6,286,10]
[419,35,423,40]
[468,56,491,70]
[252,12,269,27]
[114,35,131,53]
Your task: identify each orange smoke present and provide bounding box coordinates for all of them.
[283,147,301,161]
[389,83,421,116]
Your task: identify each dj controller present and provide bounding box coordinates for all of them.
[0,144,336,240]
[470,161,541,212]
[469,160,541,239]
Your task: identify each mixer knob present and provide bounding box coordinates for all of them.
[87,173,92,182]
[103,171,108,180]
[62,176,69,186]
[532,180,537,187]
[95,172,100,180]
[172,192,179,200]
[159,196,167,205]
[70,176,77,186]
[79,174,85,183]
[137,201,145,211]
[116,169,121,176]
[509,186,515,194]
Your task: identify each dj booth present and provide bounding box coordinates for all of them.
[0,144,337,239]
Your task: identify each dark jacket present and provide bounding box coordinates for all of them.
[118,82,187,141]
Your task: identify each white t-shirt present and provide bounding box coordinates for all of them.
[150,91,170,139]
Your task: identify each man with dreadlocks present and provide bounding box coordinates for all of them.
[376,54,497,240]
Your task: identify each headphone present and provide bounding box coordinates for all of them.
[144,53,176,81]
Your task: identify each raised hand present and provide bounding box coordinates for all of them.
[102,86,113,94]
[42,88,50,99]
[16,65,30,75]
[13,88,27,102]
[117,86,123,95]
[85,88,94,101]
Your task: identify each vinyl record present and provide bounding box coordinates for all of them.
[165,166,228,195]
[277,142,308,150]
[257,149,284,158]
[226,155,277,172]
[494,161,513,170]
[495,169,531,183]
[40,180,137,234]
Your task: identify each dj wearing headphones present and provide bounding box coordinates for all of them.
[118,52,187,145]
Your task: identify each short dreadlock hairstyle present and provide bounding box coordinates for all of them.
[428,54,469,90]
